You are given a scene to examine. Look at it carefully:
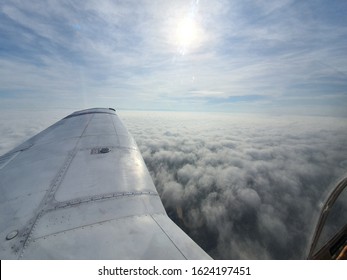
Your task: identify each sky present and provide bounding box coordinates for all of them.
[1,0,347,115]
[1,0,347,260]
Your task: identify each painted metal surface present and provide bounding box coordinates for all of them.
[0,108,211,259]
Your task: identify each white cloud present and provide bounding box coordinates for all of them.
[121,111,347,259]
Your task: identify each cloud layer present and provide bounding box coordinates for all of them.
[121,111,347,259]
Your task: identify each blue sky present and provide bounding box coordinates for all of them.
[1,0,347,116]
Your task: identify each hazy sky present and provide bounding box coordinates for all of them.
[1,0,347,115]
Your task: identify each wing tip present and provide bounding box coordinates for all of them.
[64,108,117,119]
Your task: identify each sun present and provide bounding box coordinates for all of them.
[175,17,198,52]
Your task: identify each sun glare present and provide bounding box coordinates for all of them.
[175,17,198,53]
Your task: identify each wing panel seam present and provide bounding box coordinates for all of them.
[18,114,95,259]
[48,191,159,211]
[28,213,165,243]
[150,215,188,260]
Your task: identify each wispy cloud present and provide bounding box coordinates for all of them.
[0,0,346,114]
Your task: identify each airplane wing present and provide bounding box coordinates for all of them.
[0,108,211,259]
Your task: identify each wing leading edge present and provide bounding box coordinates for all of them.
[0,108,211,259]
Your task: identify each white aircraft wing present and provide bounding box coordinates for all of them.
[0,108,211,259]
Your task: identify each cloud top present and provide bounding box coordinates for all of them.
[122,111,347,259]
